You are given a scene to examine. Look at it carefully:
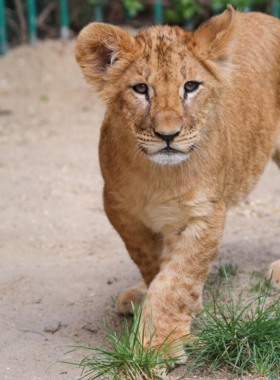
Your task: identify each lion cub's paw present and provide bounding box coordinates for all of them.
[266,260,280,289]
[166,347,188,368]
[116,281,147,315]
[143,337,188,368]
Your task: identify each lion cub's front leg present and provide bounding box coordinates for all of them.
[140,202,226,353]
[103,190,163,313]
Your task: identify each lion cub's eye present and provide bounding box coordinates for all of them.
[132,83,148,95]
[184,81,201,93]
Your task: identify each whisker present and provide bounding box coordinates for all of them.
[176,135,199,143]
[136,137,156,142]
[138,142,153,146]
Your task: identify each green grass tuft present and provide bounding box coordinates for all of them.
[64,304,186,380]
[186,287,280,378]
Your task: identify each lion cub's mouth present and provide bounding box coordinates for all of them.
[160,146,182,154]
[150,146,191,165]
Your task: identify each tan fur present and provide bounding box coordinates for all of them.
[267,260,280,289]
[76,5,280,354]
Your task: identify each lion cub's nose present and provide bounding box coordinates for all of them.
[154,130,180,143]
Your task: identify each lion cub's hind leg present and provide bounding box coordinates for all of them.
[272,129,280,168]
[267,261,280,289]
[272,148,280,168]
[116,281,147,315]
[268,139,280,288]
[267,138,280,289]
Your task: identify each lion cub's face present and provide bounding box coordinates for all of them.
[115,29,219,165]
[76,8,235,164]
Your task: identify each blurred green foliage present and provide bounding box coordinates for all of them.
[164,0,272,24]
[211,0,267,12]
[87,0,144,18]
[5,0,279,47]
[118,0,275,24]
[122,0,145,17]
[165,0,202,23]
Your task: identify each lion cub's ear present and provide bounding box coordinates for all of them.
[76,23,135,94]
[192,5,236,63]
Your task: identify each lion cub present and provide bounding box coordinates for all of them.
[76,5,280,353]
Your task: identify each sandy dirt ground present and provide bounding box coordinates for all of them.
[0,40,279,380]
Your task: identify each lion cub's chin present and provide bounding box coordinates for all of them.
[150,151,191,165]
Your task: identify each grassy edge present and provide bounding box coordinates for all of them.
[62,268,280,380]
[185,277,280,379]
[62,303,187,380]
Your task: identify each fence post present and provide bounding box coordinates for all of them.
[153,0,163,24]
[27,0,36,44]
[94,0,104,22]
[59,0,70,39]
[272,0,280,17]
[0,0,7,55]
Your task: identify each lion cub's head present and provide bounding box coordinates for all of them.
[76,6,236,165]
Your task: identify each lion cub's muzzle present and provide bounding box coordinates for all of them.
[146,127,191,165]
[138,110,195,165]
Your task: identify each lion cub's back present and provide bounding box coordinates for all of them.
[233,12,280,76]
[221,12,280,206]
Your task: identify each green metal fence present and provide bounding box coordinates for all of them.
[0,0,7,55]
[0,0,279,56]
[27,0,36,44]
